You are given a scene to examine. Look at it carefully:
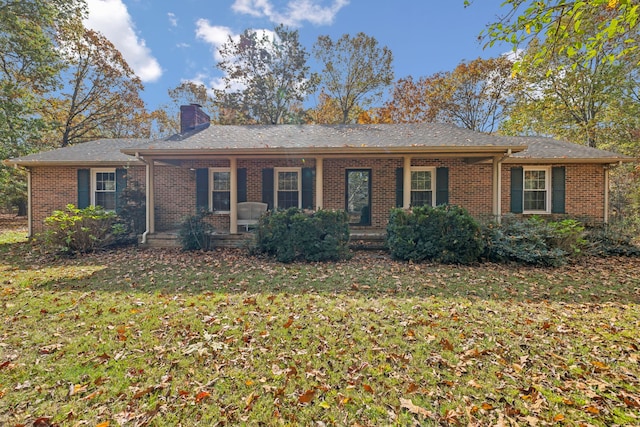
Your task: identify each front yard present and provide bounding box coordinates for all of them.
[1,220,639,426]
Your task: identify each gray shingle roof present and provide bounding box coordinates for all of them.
[132,123,527,151]
[5,138,146,166]
[6,125,633,165]
[504,136,631,162]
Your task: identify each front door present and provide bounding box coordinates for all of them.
[346,169,371,226]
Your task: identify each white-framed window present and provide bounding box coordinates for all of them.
[410,167,436,207]
[210,168,231,212]
[91,168,116,210]
[275,167,301,209]
[523,166,551,213]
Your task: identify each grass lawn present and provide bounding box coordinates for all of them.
[1,220,639,426]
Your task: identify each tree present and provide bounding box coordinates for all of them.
[500,26,639,149]
[384,57,515,133]
[214,25,318,125]
[45,24,147,147]
[306,90,364,124]
[0,0,85,214]
[471,0,639,68]
[313,32,394,124]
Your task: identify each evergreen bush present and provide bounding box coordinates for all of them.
[584,222,640,257]
[178,210,215,251]
[482,216,587,266]
[386,205,483,264]
[254,208,351,263]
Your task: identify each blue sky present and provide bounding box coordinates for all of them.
[84,0,511,112]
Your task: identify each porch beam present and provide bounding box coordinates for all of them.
[315,157,323,210]
[230,157,238,234]
[403,156,411,209]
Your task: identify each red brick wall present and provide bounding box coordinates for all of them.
[501,164,606,222]
[29,160,608,235]
[29,166,145,234]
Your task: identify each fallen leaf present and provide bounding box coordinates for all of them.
[283,316,294,328]
[553,414,565,422]
[400,397,434,418]
[298,389,315,404]
[96,422,110,427]
[585,405,600,414]
[195,391,210,403]
[363,384,374,394]
[440,338,454,351]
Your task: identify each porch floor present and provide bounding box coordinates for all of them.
[140,229,387,250]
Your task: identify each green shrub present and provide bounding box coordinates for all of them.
[254,208,351,263]
[178,210,215,251]
[39,204,124,255]
[482,216,587,266]
[584,222,640,257]
[386,205,483,264]
[116,179,146,241]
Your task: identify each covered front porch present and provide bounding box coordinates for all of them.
[135,150,514,244]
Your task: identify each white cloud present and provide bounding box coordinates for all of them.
[231,0,349,26]
[84,0,162,83]
[195,20,235,61]
[168,12,178,28]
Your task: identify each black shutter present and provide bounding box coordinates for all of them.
[195,168,209,211]
[301,167,314,209]
[261,168,274,209]
[551,166,566,214]
[510,167,523,213]
[435,167,449,206]
[77,169,90,208]
[237,168,247,203]
[395,168,404,208]
[115,168,127,212]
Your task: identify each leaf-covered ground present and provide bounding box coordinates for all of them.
[1,221,639,426]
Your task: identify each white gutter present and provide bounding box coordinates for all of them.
[136,153,151,244]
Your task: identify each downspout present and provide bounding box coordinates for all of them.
[137,153,152,244]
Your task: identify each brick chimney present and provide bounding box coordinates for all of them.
[180,104,210,134]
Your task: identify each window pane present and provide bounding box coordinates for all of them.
[524,190,546,211]
[96,172,115,191]
[411,171,432,191]
[277,191,298,209]
[213,172,230,191]
[212,191,230,211]
[278,171,298,191]
[95,192,115,210]
[524,170,546,190]
[411,191,433,207]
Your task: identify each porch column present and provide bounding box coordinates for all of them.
[403,156,411,208]
[27,168,32,237]
[230,157,238,234]
[604,166,609,224]
[146,159,155,234]
[492,156,502,222]
[315,157,323,210]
